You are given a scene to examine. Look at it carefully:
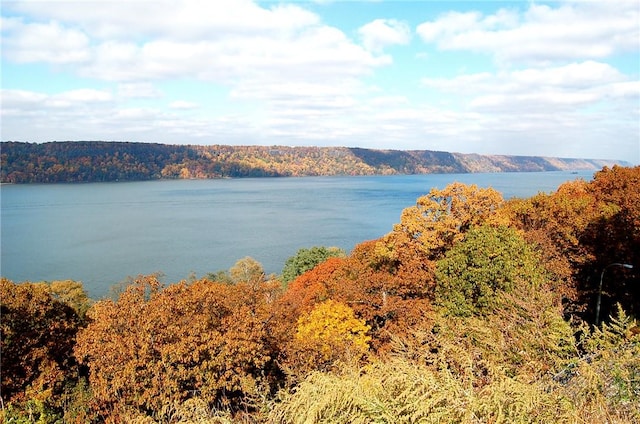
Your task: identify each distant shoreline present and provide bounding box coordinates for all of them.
[0,169,598,186]
[1,141,628,184]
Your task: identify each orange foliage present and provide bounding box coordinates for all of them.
[0,278,82,407]
[587,166,640,256]
[276,257,345,316]
[378,182,507,262]
[268,257,346,359]
[334,240,433,351]
[590,165,640,228]
[503,179,605,307]
[584,166,640,318]
[505,167,640,321]
[74,275,278,420]
[506,180,602,265]
[274,241,433,354]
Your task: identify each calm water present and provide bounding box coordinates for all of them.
[1,171,594,298]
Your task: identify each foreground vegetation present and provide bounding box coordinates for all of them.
[2,165,638,423]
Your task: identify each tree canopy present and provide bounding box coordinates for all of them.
[2,167,639,423]
[74,275,279,420]
[435,225,547,317]
[281,246,346,286]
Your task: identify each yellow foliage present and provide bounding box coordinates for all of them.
[378,182,507,264]
[296,300,371,359]
[269,304,638,424]
[267,359,576,424]
[285,300,371,377]
[48,279,92,318]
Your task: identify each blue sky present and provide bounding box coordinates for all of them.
[2,0,639,163]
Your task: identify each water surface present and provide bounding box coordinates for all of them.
[1,171,594,297]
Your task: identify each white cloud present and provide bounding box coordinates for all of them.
[43,89,113,109]
[114,108,158,121]
[0,0,390,145]
[368,95,410,107]
[415,59,639,159]
[56,89,113,102]
[5,0,320,41]
[416,1,639,64]
[608,81,640,99]
[421,61,636,112]
[0,89,48,109]
[2,1,390,91]
[417,11,485,41]
[358,19,411,52]
[117,83,163,99]
[1,0,638,163]
[1,17,90,64]
[1,88,111,111]
[509,61,626,89]
[169,101,199,110]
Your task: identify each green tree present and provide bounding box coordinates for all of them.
[281,246,346,286]
[435,225,547,317]
[46,279,92,319]
[205,269,234,284]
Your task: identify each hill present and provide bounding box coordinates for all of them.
[0,141,629,183]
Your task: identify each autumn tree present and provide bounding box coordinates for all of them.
[503,179,606,312]
[583,165,640,321]
[283,300,371,378]
[46,279,92,319]
[274,240,433,353]
[505,166,639,323]
[268,257,346,363]
[205,256,272,287]
[332,240,434,351]
[281,246,346,286]
[0,279,83,420]
[74,275,278,421]
[229,256,266,285]
[377,182,507,263]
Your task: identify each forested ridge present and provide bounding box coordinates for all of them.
[0,141,628,183]
[2,165,639,423]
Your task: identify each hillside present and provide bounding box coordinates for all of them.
[0,141,628,183]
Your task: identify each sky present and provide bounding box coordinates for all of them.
[1,0,639,163]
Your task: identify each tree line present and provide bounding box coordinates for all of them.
[1,141,625,183]
[1,165,638,423]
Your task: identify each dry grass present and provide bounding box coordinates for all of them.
[266,306,639,424]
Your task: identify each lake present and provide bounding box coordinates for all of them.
[1,171,594,298]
